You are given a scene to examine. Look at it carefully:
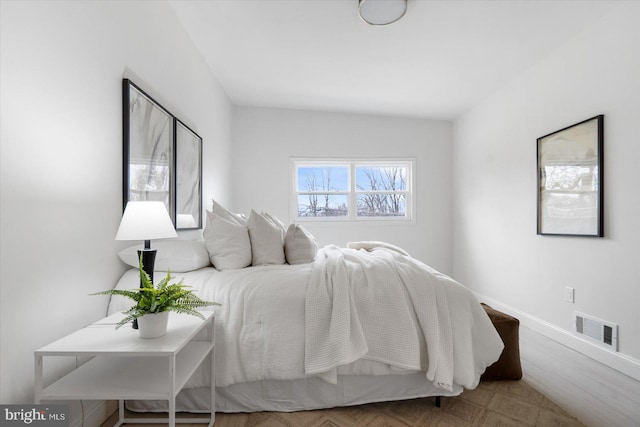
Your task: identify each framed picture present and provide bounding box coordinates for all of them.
[175,119,202,230]
[537,115,604,237]
[122,79,174,221]
[122,79,203,230]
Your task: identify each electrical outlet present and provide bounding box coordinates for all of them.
[564,287,575,303]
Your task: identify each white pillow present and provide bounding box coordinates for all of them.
[210,199,247,225]
[203,212,252,270]
[247,209,286,266]
[263,211,286,238]
[118,240,211,272]
[284,224,318,265]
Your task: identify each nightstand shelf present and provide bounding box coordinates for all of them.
[35,311,215,427]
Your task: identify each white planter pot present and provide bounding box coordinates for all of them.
[137,312,169,339]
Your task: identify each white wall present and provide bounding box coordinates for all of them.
[0,0,232,417]
[231,107,453,273]
[453,3,640,376]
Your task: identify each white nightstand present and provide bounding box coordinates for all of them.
[35,311,215,427]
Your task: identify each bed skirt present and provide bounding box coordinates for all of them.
[125,373,463,413]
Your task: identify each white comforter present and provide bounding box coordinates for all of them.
[306,245,503,391]
[107,244,503,390]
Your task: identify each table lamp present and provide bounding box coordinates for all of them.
[115,201,178,328]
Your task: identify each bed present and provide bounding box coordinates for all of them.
[107,205,503,413]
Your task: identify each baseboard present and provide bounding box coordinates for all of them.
[71,400,118,427]
[475,293,640,382]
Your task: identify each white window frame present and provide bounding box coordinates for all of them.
[291,157,415,222]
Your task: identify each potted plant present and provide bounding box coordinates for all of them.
[93,255,219,338]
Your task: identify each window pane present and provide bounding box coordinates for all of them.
[297,167,348,192]
[357,194,406,217]
[297,194,348,217]
[355,166,407,191]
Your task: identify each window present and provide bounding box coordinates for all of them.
[292,158,414,221]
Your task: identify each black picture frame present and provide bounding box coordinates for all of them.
[122,79,203,230]
[175,119,203,230]
[537,115,604,237]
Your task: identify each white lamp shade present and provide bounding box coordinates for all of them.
[358,0,407,26]
[115,201,178,241]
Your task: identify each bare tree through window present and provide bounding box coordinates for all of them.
[294,160,412,220]
[356,167,407,217]
[297,166,348,217]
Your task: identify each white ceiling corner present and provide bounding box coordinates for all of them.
[169,0,618,120]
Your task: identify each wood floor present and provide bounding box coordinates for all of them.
[102,326,640,427]
[519,325,640,426]
[104,379,583,427]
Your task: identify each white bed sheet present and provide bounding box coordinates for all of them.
[107,245,503,412]
[107,263,425,389]
[125,373,463,413]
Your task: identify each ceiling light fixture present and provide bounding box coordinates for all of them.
[358,0,407,26]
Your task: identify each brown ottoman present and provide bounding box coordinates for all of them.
[480,303,523,381]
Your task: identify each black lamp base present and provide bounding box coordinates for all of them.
[133,248,157,329]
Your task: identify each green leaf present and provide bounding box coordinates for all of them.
[91,253,220,329]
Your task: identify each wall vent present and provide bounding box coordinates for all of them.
[574,311,618,351]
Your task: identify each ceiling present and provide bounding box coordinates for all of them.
[169,0,617,120]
